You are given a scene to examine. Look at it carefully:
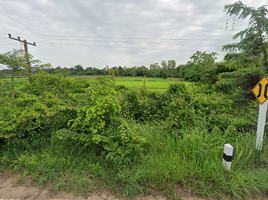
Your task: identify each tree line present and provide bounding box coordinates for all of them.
[0,51,222,80]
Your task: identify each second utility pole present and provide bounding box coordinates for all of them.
[8,33,36,83]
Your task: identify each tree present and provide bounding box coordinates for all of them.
[149,63,160,77]
[108,68,115,80]
[118,66,124,76]
[149,63,160,71]
[0,49,25,81]
[188,51,218,67]
[188,51,218,77]
[74,65,84,75]
[0,49,51,82]
[161,60,168,72]
[180,51,218,82]
[112,67,119,76]
[167,60,176,76]
[223,1,268,68]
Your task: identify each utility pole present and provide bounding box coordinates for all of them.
[8,33,36,83]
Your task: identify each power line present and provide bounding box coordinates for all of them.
[35,42,214,49]
[30,38,225,45]
[6,34,232,48]
[35,41,223,51]
[14,34,232,41]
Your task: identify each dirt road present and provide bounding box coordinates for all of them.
[0,170,209,200]
[2,170,267,200]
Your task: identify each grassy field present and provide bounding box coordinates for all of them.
[69,76,185,91]
[2,76,185,91]
[1,77,28,85]
[114,77,184,91]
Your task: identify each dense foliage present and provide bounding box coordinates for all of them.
[0,70,267,199]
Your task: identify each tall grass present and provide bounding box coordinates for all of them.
[133,122,268,199]
[1,121,267,199]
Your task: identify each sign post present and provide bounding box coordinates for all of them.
[256,101,268,150]
[252,76,268,151]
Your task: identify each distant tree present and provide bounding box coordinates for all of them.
[118,66,124,76]
[108,68,115,80]
[188,51,218,67]
[93,68,104,75]
[103,65,109,75]
[161,60,168,72]
[130,66,137,76]
[149,63,160,77]
[159,70,167,79]
[74,65,84,74]
[223,1,268,68]
[55,68,70,78]
[176,64,187,78]
[167,60,176,76]
[0,49,24,81]
[112,67,119,76]
[104,65,109,71]
[150,63,160,71]
[178,51,218,82]
[139,65,149,76]
[84,67,93,75]
[124,67,132,76]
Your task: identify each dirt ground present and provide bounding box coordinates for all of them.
[1,170,268,200]
[0,170,209,200]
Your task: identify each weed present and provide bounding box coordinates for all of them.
[16,177,26,184]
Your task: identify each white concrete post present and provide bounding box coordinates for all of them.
[256,100,268,151]
[222,144,233,171]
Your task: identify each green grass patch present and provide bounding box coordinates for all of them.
[115,77,183,91]
[1,77,28,85]
[135,123,268,199]
[2,76,185,91]
[68,75,185,91]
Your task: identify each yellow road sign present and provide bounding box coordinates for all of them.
[252,76,268,105]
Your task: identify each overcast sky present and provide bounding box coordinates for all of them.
[0,0,267,69]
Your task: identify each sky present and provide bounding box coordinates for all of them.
[0,0,267,69]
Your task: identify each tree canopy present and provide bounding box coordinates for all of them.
[223,1,268,67]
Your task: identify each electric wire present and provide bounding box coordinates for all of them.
[1,34,235,50]
[4,33,233,41]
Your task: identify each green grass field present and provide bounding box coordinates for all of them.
[114,77,184,91]
[2,76,185,91]
[69,76,186,91]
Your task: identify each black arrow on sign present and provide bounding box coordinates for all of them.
[257,83,262,98]
[264,84,268,99]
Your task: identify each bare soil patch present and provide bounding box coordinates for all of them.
[1,170,264,200]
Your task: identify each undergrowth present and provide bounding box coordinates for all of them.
[0,73,268,199]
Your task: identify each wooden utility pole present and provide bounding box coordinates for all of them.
[8,33,36,83]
